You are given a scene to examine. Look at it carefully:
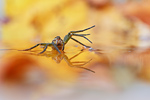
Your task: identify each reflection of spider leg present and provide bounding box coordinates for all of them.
[69,51,92,66]
[64,55,94,73]
[69,51,83,60]
[72,61,90,63]
[71,37,91,48]
[71,59,92,67]
[52,41,61,54]
[72,61,88,64]
[72,59,92,64]
[69,61,95,73]
[75,66,95,73]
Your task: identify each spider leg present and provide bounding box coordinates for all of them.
[77,34,90,36]
[21,43,47,51]
[71,37,91,48]
[68,25,95,34]
[63,25,95,45]
[72,34,92,43]
[52,41,61,54]
[21,44,40,51]
[38,44,49,54]
[62,42,65,51]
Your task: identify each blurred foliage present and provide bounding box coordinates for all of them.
[1,0,150,96]
[2,0,139,48]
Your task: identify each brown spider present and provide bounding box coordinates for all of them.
[22,25,95,54]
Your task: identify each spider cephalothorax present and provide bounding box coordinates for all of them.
[22,25,95,54]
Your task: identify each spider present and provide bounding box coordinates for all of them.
[22,25,95,54]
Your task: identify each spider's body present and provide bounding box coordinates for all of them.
[52,36,64,50]
[22,25,95,54]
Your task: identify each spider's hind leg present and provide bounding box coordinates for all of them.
[20,43,48,51]
[21,44,40,51]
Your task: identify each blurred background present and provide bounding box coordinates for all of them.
[1,0,150,100]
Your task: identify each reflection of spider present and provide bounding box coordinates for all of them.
[22,25,95,54]
[27,50,95,73]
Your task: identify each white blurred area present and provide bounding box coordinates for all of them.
[1,80,150,100]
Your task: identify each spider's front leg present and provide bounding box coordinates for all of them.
[52,41,61,54]
[63,25,95,48]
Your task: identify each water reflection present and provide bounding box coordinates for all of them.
[23,49,95,73]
